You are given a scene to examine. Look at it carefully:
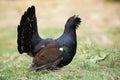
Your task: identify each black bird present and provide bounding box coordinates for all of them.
[17,5,81,71]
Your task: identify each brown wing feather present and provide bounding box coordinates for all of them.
[29,42,63,71]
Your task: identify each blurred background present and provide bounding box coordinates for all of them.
[0,0,120,80]
[0,0,120,47]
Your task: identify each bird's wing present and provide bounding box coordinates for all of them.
[29,57,62,71]
[17,6,41,57]
[29,42,63,71]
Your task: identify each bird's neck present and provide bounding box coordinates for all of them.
[63,28,76,40]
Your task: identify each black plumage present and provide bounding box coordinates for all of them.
[17,5,81,71]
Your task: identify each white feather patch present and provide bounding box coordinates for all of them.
[41,45,45,48]
[59,47,63,52]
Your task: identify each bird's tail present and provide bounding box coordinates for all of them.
[17,6,40,56]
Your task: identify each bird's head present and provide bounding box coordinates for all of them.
[65,15,81,30]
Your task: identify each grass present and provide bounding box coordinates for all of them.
[0,26,120,80]
[105,0,120,2]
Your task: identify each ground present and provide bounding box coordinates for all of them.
[0,0,120,80]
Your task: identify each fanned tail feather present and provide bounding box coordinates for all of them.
[17,6,40,56]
